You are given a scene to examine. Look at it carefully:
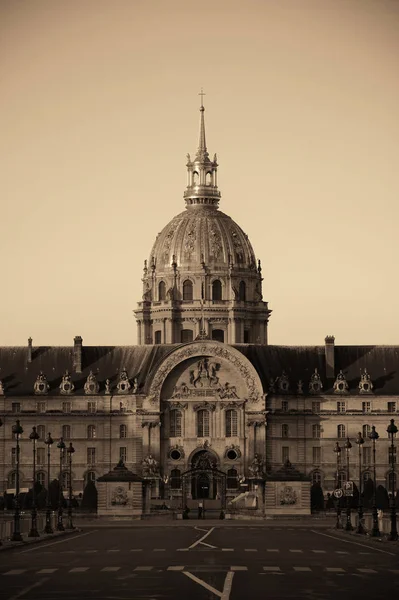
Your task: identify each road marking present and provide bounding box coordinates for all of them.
[153,548,166,552]
[130,549,143,552]
[293,567,312,572]
[336,551,349,554]
[325,568,345,572]
[311,530,395,556]
[312,550,326,553]
[177,548,189,551]
[267,549,279,552]
[134,566,153,571]
[19,530,97,553]
[194,527,209,533]
[357,568,377,573]
[200,541,218,549]
[85,550,97,553]
[36,569,57,574]
[101,567,121,572]
[244,549,257,552]
[188,526,215,549]
[69,567,89,572]
[167,566,185,571]
[108,549,120,552]
[222,548,234,551]
[4,570,26,575]
[263,567,281,572]
[230,566,248,571]
[6,578,48,600]
[183,570,234,600]
[289,549,303,553]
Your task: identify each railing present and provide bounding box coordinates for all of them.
[0,512,57,541]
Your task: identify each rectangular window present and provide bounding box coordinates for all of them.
[11,447,17,467]
[12,403,21,413]
[119,447,127,462]
[87,447,96,464]
[281,424,289,438]
[37,448,45,465]
[36,402,46,413]
[312,402,321,413]
[281,401,288,412]
[87,401,97,414]
[337,402,346,413]
[312,447,321,464]
[154,330,162,344]
[62,402,72,413]
[362,402,371,413]
[197,410,210,437]
[170,410,182,437]
[282,446,289,463]
[226,410,238,437]
[388,402,397,413]
[363,446,371,465]
[389,446,397,465]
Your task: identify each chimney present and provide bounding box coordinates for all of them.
[73,336,83,373]
[324,335,335,379]
[27,337,33,363]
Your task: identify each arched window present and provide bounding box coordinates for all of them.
[36,425,45,440]
[7,472,16,488]
[212,280,222,301]
[362,424,371,438]
[337,424,346,438]
[281,424,289,438]
[239,281,246,301]
[183,280,193,301]
[227,468,239,489]
[312,471,322,485]
[85,471,96,485]
[212,329,224,343]
[158,281,166,301]
[181,329,194,343]
[119,424,127,439]
[205,171,212,185]
[61,471,70,488]
[193,172,199,185]
[36,471,46,487]
[197,410,210,437]
[312,424,321,439]
[170,410,182,437]
[170,469,181,489]
[62,425,71,440]
[225,410,238,437]
[87,425,96,439]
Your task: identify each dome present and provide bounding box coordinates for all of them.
[149,205,257,272]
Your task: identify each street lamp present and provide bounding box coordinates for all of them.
[368,425,380,537]
[355,432,365,534]
[28,426,40,537]
[334,442,342,529]
[44,433,54,534]
[387,418,398,541]
[66,442,75,530]
[11,420,24,542]
[56,437,66,531]
[344,437,353,531]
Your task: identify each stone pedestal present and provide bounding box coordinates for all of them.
[265,460,311,516]
[97,460,143,518]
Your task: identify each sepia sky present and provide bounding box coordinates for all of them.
[1,0,398,347]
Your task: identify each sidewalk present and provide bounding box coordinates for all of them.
[73,516,334,528]
[0,528,83,552]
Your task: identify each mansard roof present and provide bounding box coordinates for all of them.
[0,343,398,396]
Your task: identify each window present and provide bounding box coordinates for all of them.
[362,424,371,438]
[363,446,371,465]
[388,472,397,490]
[62,401,72,413]
[87,448,96,465]
[182,280,193,301]
[362,402,371,413]
[37,448,45,465]
[119,447,127,462]
[87,425,96,439]
[36,402,46,413]
[36,471,46,486]
[243,330,250,343]
[211,329,224,342]
[7,472,17,488]
[337,402,346,413]
[62,425,71,440]
[158,281,166,301]
[170,410,182,437]
[388,402,397,413]
[119,424,127,439]
[281,401,288,412]
[363,471,371,485]
[86,471,96,485]
[61,449,68,466]
[227,468,239,489]
[337,471,346,487]
[312,424,321,439]
[88,401,96,413]
[36,425,45,440]
[389,446,397,465]
[281,424,289,438]
[239,281,246,301]
[181,329,194,343]
[226,410,238,437]
[313,447,321,464]
[282,447,290,463]
[197,410,210,437]
[170,469,181,489]
[212,280,222,301]
[312,402,321,413]
[11,448,17,467]
[337,424,346,438]
[61,471,70,488]
[312,471,322,485]
[154,330,162,344]
[12,403,21,413]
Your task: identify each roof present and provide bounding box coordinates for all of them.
[97,460,142,483]
[0,343,398,396]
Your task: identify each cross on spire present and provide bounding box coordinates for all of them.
[198,88,206,107]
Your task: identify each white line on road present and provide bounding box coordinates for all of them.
[69,567,89,572]
[7,577,48,600]
[167,566,185,571]
[188,526,215,549]
[200,541,218,549]
[263,567,281,572]
[293,567,312,571]
[37,569,57,574]
[183,570,234,600]
[311,530,396,556]
[19,530,97,553]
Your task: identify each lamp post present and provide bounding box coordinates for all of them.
[355,432,365,534]
[44,433,54,534]
[11,420,23,542]
[387,419,398,541]
[28,426,40,537]
[66,442,75,530]
[368,425,380,537]
[344,437,353,531]
[0,418,2,546]
[56,437,66,531]
[334,442,342,529]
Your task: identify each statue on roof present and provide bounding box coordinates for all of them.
[142,454,159,478]
[333,370,349,394]
[248,453,264,478]
[309,368,323,394]
[34,371,50,395]
[84,370,100,395]
[60,370,74,395]
[117,369,131,394]
[105,379,112,394]
[359,369,373,394]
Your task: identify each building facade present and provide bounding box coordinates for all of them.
[0,103,398,504]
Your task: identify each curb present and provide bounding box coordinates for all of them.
[0,528,83,552]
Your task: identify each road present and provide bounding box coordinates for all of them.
[1,523,399,599]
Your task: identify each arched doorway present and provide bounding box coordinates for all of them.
[182,450,226,509]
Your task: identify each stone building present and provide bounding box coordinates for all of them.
[0,102,398,508]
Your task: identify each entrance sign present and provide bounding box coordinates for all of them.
[334,489,343,498]
[343,481,354,497]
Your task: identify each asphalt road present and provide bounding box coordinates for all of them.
[1,524,399,600]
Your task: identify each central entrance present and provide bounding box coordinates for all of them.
[196,473,210,499]
[182,450,227,511]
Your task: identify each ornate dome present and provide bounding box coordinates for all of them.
[149,205,257,272]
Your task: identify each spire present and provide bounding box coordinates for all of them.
[196,89,209,162]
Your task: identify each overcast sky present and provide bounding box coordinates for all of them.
[1,0,398,347]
